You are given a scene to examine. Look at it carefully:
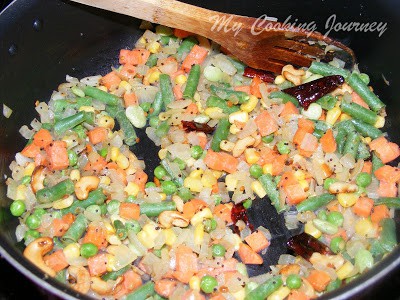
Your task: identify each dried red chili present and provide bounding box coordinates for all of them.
[282,75,344,109]
[181,120,215,134]
[287,232,333,260]
[231,202,254,234]
[243,67,275,83]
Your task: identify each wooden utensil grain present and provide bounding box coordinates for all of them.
[70,0,355,73]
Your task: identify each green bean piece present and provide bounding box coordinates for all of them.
[101,265,130,282]
[258,174,284,213]
[313,120,330,133]
[125,220,141,234]
[126,281,155,300]
[226,56,246,74]
[206,95,240,115]
[369,239,387,258]
[146,54,158,67]
[149,92,164,117]
[326,278,342,292]
[316,95,337,110]
[160,159,184,187]
[210,85,249,104]
[41,123,53,130]
[269,91,299,107]
[183,64,201,99]
[372,152,384,173]
[354,249,374,273]
[380,218,397,252]
[159,74,175,106]
[341,102,378,125]
[374,197,400,209]
[61,214,88,245]
[55,269,67,284]
[83,86,120,106]
[308,61,350,78]
[106,105,138,146]
[350,119,383,140]
[114,220,128,240]
[312,219,338,235]
[160,35,178,45]
[211,118,230,152]
[61,188,106,215]
[244,276,283,300]
[176,36,198,59]
[357,142,371,160]
[54,111,92,136]
[53,97,92,113]
[343,131,361,158]
[347,73,385,112]
[36,179,75,204]
[140,201,176,217]
[72,124,87,139]
[155,121,170,138]
[296,193,336,212]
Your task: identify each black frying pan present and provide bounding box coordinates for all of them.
[0,0,399,299]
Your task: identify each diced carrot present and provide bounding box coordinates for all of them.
[298,118,315,133]
[124,92,138,107]
[84,153,107,174]
[244,230,270,253]
[51,213,75,237]
[284,184,308,205]
[154,279,178,298]
[325,228,348,244]
[351,91,369,109]
[185,102,199,115]
[87,127,108,145]
[173,84,183,100]
[299,132,318,152]
[112,269,143,298]
[173,245,198,283]
[254,110,279,137]
[119,202,140,220]
[278,171,298,188]
[119,49,150,66]
[293,128,308,146]
[33,128,53,148]
[234,85,251,94]
[369,136,400,164]
[87,253,108,276]
[82,224,108,250]
[238,243,263,265]
[101,71,121,91]
[213,203,233,224]
[280,101,299,117]
[21,143,41,158]
[377,180,397,197]
[353,197,374,217]
[371,204,390,224]
[271,154,287,176]
[197,132,207,149]
[44,249,69,272]
[361,161,372,174]
[320,129,337,153]
[34,152,48,167]
[45,141,69,171]
[204,150,238,174]
[288,290,310,300]
[119,64,136,79]
[307,269,331,292]
[133,169,148,191]
[181,45,209,72]
[374,165,400,183]
[174,28,193,38]
[250,77,262,98]
[279,264,301,275]
[183,199,207,219]
[318,110,326,121]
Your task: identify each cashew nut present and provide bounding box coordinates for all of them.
[74,176,100,200]
[328,181,358,194]
[172,195,184,212]
[23,237,56,277]
[232,136,256,157]
[309,252,345,270]
[31,166,46,193]
[158,211,190,229]
[68,265,91,294]
[282,65,306,86]
[91,276,123,295]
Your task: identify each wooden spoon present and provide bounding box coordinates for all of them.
[69,0,355,73]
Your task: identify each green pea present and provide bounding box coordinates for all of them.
[191,145,203,159]
[204,218,217,233]
[67,150,78,166]
[356,172,372,188]
[358,73,370,85]
[262,134,274,143]
[107,199,121,215]
[24,229,40,240]
[145,182,157,189]
[26,214,41,229]
[99,147,108,158]
[327,211,344,227]
[80,243,98,258]
[139,102,152,112]
[33,208,46,218]
[20,175,31,185]
[323,178,337,190]
[277,140,290,154]
[243,199,252,209]
[125,220,141,234]
[317,210,328,221]
[200,275,218,293]
[249,164,263,179]
[161,180,177,195]
[10,200,26,217]
[85,205,102,219]
[214,195,222,205]
[355,249,374,273]
[212,244,226,257]
[330,236,345,254]
[149,116,161,128]
[173,158,186,170]
[286,274,302,289]
[178,187,193,201]
[154,165,167,180]
[126,195,137,203]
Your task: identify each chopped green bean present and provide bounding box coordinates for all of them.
[159,74,175,106]
[54,111,93,136]
[313,219,338,235]
[341,102,378,125]
[83,86,120,106]
[126,281,155,300]
[140,201,176,217]
[106,105,138,146]
[210,85,249,104]
[269,91,299,107]
[160,159,184,187]
[296,193,336,212]
[372,152,384,173]
[244,276,283,300]
[61,189,106,215]
[114,219,128,240]
[350,119,383,140]
[380,218,397,252]
[211,118,230,152]
[357,142,371,160]
[149,92,164,117]
[176,36,198,59]
[183,64,201,99]
[308,61,350,78]
[374,197,400,209]
[206,95,240,114]
[61,214,87,245]
[36,179,75,204]
[258,174,284,213]
[101,265,131,281]
[146,54,158,67]
[343,130,361,159]
[155,121,170,138]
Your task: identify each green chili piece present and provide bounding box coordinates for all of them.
[106,105,138,146]
[155,121,170,138]
[316,94,337,110]
[36,179,75,204]
[160,159,184,187]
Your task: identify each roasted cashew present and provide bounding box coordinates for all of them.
[23,237,56,277]
[158,211,190,229]
[232,136,255,157]
[172,195,184,213]
[91,276,123,295]
[282,65,305,86]
[74,176,100,200]
[31,166,46,193]
[328,181,358,194]
[68,265,91,294]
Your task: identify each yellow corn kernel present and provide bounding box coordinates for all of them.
[337,192,359,208]
[189,169,204,179]
[110,147,120,162]
[299,179,309,190]
[194,223,204,245]
[97,115,115,129]
[16,185,27,200]
[23,162,35,176]
[143,223,159,237]
[53,195,74,209]
[63,243,80,261]
[137,230,155,249]
[232,289,246,300]
[107,234,122,245]
[61,135,76,148]
[185,157,196,168]
[361,136,372,144]
[124,182,140,197]
[70,169,80,181]
[336,261,355,280]
[106,254,117,272]
[189,276,201,291]
[164,228,177,246]
[119,80,132,92]
[251,180,267,198]
[355,218,375,237]
[326,107,342,125]
[183,177,203,193]
[294,170,306,181]
[212,170,222,179]
[274,75,286,85]
[374,116,385,128]
[174,74,187,85]
[104,222,115,234]
[220,140,235,152]
[230,123,241,134]
[98,85,108,92]
[240,95,259,113]
[262,163,273,175]
[191,208,213,226]
[225,174,238,191]
[99,176,111,186]
[204,107,223,118]
[116,153,129,169]
[78,105,95,113]
[229,111,249,124]
[201,170,217,188]
[148,70,161,84]
[232,234,242,251]
[158,148,168,160]
[304,220,322,239]
[245,148,260,164]
[267,286,290,300]
[148,41,161,53]
[339,113,351,121]
[137,36,146,45]
[159,192,167,201]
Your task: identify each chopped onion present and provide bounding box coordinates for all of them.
[3,104,12,118]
